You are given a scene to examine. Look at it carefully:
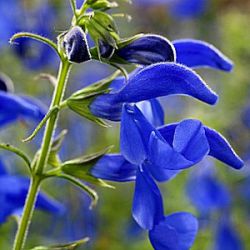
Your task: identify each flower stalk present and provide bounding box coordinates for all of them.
[13,59,72,250]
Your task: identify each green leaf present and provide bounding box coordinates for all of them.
[29,237,90,250]
[0,143,31,172]
[60,147,114,188]
[66,70,120,126]
[23,106,60,143]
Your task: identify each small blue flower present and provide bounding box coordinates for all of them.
[0,90,46,128]
[90,62,218,121]
[186,164,231,216]
[214,215,243,250]
[63,26,91,64]
[115,34,176,65]
[0,158,64,224]
[173,39,234,71]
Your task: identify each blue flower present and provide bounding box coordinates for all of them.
[0,158,64,224]
[173,39,234,71]
[214,215,243,250]
[90,62,218,121]
[0,90,46,128]
[92,104,243,226]
[186,163,231,216]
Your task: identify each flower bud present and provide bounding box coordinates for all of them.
[63,26,91,63]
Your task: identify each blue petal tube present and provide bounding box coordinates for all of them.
[90,62,218,121]
[132,168,164,230]
[91,154,137,182]
[116,34,176,65]
[149,212,199,250]
[204,127,244,169]
[63,26,91,63]
[173,39,234,71]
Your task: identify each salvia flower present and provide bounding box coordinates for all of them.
[63,26,91,63]
[0,158,64,224]
[90,62,218,121]
[91,104,243,230]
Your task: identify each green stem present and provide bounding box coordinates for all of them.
[12,60,72,250]
[12,177,41,250]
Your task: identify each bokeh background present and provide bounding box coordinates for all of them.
[0,0,250,249]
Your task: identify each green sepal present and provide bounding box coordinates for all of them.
[29,237,89,250]
[60,146,113,188]
[80,11,119,59]
[47,130,68,168]
[66,70,120,126]
[87,0,118,10]
[91,33,144,65]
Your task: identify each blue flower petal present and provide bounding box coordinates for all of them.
[91,154,137,182]
[132,168,164,230]
[149,212,198,250]
[117,34,176,65]
[149,131,193,172]
[173,39,233,71]
[117,62,218,105]
[204,126,244,169]
[137,99,165,127]
[173,119,209,163]
[120,104,147,165]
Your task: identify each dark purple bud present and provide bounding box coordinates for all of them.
[63,26,91,63]
[99,40,115,58]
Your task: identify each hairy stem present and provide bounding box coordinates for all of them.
[13,60,72,250]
